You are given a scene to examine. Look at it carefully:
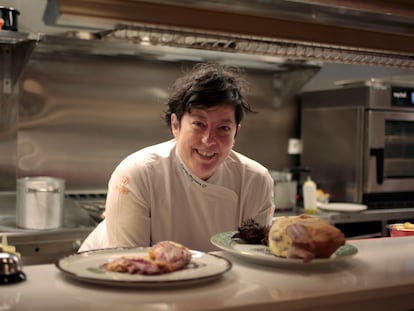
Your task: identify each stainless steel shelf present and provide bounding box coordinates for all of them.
[0,31,39,45]
[0,194,96,265]
[275,207,414,238]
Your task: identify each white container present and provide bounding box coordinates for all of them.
[302,176,317,214]
[16,177,65,230]
[271,171,297,211]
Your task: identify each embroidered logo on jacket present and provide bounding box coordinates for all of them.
[116,176,130,194]
[179,163,207,188]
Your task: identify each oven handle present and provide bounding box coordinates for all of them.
[370,148,384,185]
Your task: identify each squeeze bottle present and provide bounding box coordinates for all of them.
[303,176,318,214]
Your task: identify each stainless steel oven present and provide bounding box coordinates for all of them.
[300,82,414,208]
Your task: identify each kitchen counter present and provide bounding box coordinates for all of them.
[276,208,414,238]
[2,236,414,311]
[0,194,97,265]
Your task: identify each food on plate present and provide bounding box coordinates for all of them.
[388,222,414,237]
[101,241,192,275]
[232,218,270,245]
[148,241,193,272]
[268,214,345,263]
[390,222,414,230]
[316,188,330,203]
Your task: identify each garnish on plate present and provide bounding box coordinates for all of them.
[232,218,270,245]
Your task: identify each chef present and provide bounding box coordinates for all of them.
[79,62,275,252]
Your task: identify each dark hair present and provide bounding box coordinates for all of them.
[164,62,254,128]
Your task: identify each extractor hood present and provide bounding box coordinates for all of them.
[43,0,414,69]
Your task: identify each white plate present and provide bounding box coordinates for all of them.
[318,202,367,212]
[210,231,358,267]
[56,247,232,288]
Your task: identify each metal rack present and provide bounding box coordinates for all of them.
[43,0,414,69]
[94,23,414,69]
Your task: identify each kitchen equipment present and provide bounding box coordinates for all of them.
[0,251,26,284]
[270,171,297,211]
[0,7,19,31]
[300,82,414,209]
[16,177,65,230]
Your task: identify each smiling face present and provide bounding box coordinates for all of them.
[171,105,240,180]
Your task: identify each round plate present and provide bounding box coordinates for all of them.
[318,203,367,213]
[210,231,358,267]
[55,247,232,288]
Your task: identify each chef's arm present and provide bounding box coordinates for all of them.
[105,166,151,247]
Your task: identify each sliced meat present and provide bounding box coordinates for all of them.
[148,241,193,272]
[102,241,192,275]
[102,256,168,275]
[285,223,315,262]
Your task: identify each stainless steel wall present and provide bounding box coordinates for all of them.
[1,44,306,193]
[0,45,18,192]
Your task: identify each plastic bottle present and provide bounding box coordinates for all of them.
[302,176,318,214]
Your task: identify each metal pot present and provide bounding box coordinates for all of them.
[0,7,19,31]
[16,177,65,230]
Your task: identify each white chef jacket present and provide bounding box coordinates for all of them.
[79,139,275,252]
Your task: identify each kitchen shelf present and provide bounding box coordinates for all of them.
[276,207,414,238]
[0,31,39,45]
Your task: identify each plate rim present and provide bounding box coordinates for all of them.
[210,231,358,266]
[317,202,367,212]
[55,246,232,288]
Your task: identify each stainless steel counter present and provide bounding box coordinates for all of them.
[275,207,414,238]
[4,190,414,265]
[0,194,96,265]
[324,208,414,238]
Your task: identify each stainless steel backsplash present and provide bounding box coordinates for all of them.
[1,47,309,193]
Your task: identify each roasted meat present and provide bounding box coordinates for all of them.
[101,256,168,275]
[268,214,345,263]
[101,241,192,275]
[148,240,193,272]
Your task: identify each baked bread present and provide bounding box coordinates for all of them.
[268,214,345,262]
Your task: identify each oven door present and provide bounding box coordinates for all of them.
[367,110,414,193]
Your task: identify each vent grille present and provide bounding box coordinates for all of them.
[98,23,414,69]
